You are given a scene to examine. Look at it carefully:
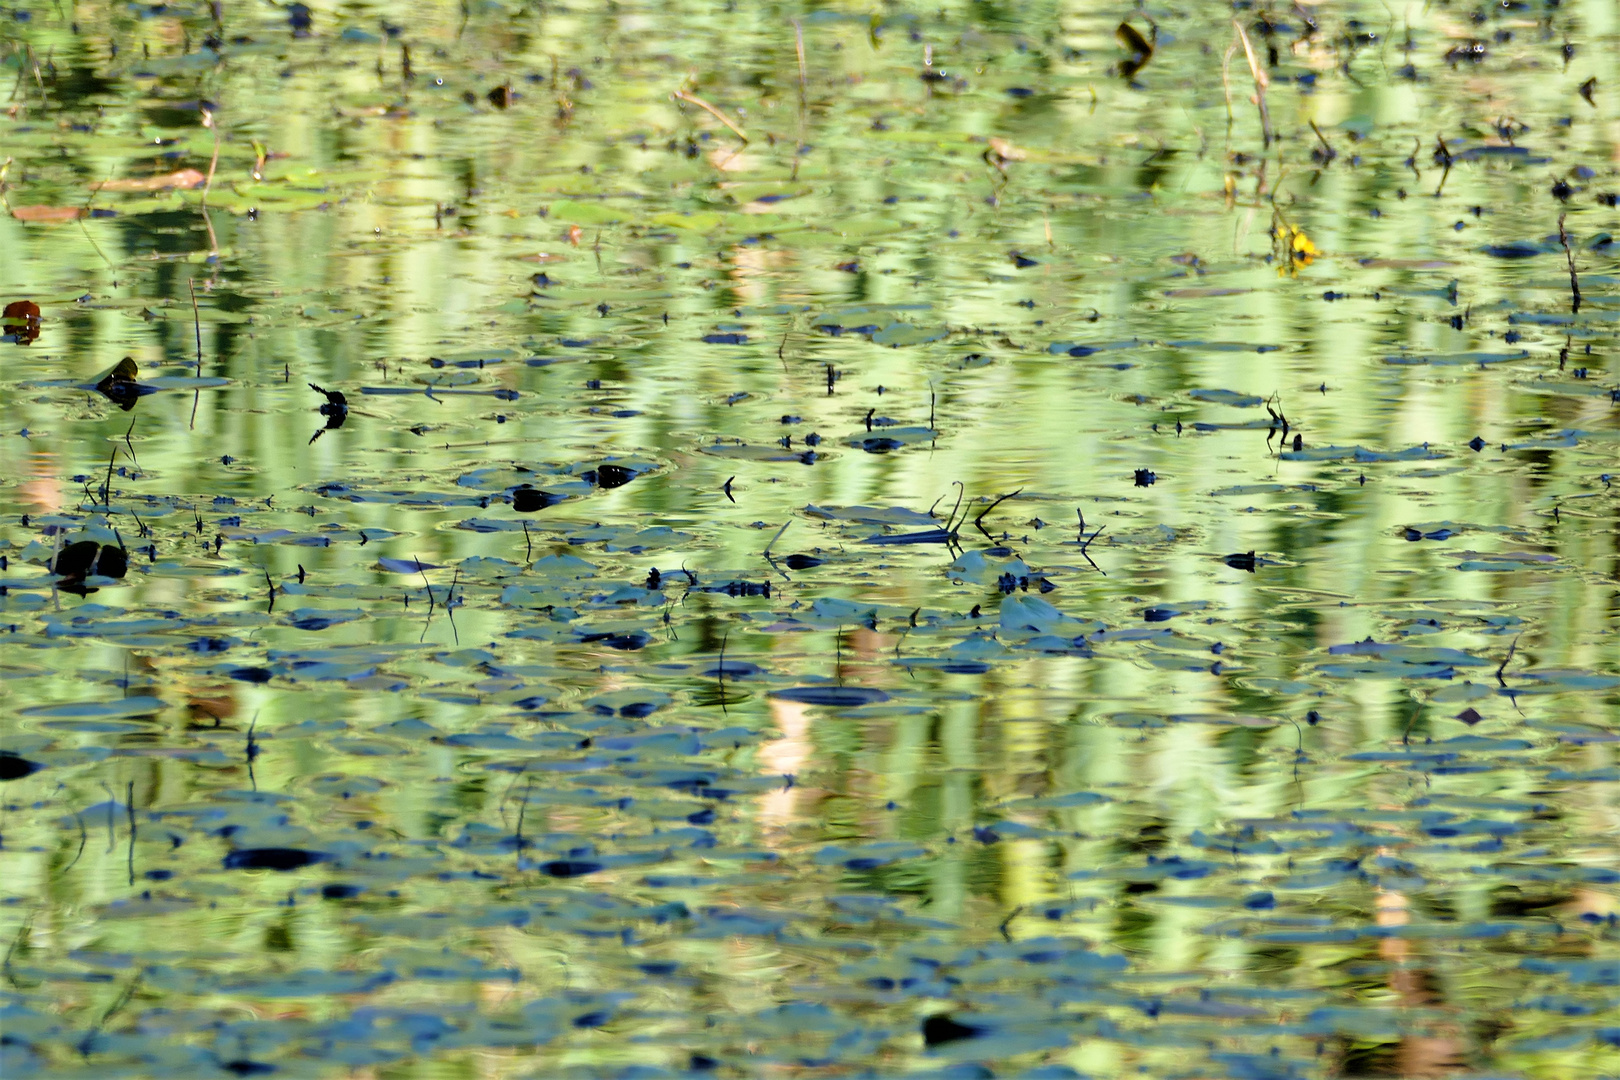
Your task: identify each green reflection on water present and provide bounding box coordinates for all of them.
[1,0,1618,1076]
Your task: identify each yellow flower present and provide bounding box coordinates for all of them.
[1274,223,1319,274]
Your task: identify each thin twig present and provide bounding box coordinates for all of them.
[200,108,220,209]
[416,558,435,614]
[672,88,748,143]
[792,19,807,109]
[1220,41,1237,127]
[1557,213,1581,314]
[762,519,790,556]
[101,447,117,507]
[1495,633,1521,687]
[188,277,203,376]
[445,566,460,645]
[943,480,966,534]
[716,631,728,715]
[1232,21,1271,147]
[973,488,1023,542]
[64,810,87,873]
[1076,509,1106,574]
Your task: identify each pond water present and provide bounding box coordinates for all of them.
[2,0,1617,1076]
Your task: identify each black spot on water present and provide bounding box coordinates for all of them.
[539,859,602,877]
[512,486,565,512]
[588,464,636,489]
[223,848,329,871]
[922,1014,986,1046]
[0,752,42,781]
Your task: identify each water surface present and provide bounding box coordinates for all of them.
[1,1,1618,1076]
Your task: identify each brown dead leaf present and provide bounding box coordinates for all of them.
[10,205,85,223]
[986,137,1027,162]
[93,168,206,192]
[3,298,41,344]
[565,224,583,245]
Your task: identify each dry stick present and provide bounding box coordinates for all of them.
[973,487,1023,542]
[416,559,437,643]
[672,88,747,144]
[1433,134,1453,197]
[188,277,205,429]
[101,447,117,506]
[64,810,87,873]
[716,631,728,715]
[125,781,136,887]
[1220,41,1237,128]
[200,108,220,208]
[792,19,808,110]
[1496,633,1521,687]
[122,415,139,470]
[445,566,461,646]
[1308,119,1336,162]
[188,278,203,376]
[791,20,809,182]
[762,519,790,557]
[75,165,119,274]
[1076,509,1105,574]
[1558,213,1581,314]
[1232,21,1271,148]
[415,558,435,614]
[521,519,532,561]
[1400,701,1422,745]
[943,480,966,535]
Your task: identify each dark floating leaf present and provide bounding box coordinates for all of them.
[52,540,127,583]
[223,847,330,871]
[782,554,823,570]
[1116,20,1154,79]
[1481,242,1546,258]
[95,544,128,579]
[769,686,890,707]
[539,859,603,877]
[578,630,651,650]
[377,557,443,574]
[1456,707,1484,725]
[52,540,102,578]
[584,464,638,489]
[512,485,567,512]
[702,332,748,345]
[0,751,43,781]
[94,356,144,410]
[1224,551,1258,572]
[923,1014,988,1046]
